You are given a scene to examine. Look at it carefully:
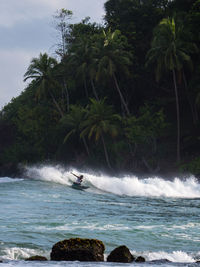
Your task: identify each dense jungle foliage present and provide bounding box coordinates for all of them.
[0,0,200,175]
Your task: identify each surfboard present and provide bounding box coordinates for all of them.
[72,182,89,190]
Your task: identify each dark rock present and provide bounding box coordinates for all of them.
[107,245,134,263]
[25,255,48,261]
[50,238,105,261]
[196,260,200,263]
[135,256,145,262]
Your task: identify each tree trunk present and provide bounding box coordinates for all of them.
[172,69,181,163]
[84,78,89,99]
[82,137,90,156]
[49,91,65,118]
[90,79,99,101]
[183,71,198,125]
[101,134,112,170]
[113,73,130,116]
[63,78,69,112]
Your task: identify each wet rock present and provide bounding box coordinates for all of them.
[135,256,145,262]
[107,245,135,263]
[25,255,48,261]
[50,238,105,261]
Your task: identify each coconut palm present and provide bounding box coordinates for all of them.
[95,29,132,116]
[24,53,64,118]
[68,36,99,101]
[61,105,89,156]
[146,17,196,162]
[81,98,120,169]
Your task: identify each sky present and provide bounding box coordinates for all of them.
[0,0,106,109]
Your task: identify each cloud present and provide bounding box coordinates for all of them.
[0,0,67,27]
[0,0,106,107]
[0,0,105,28]
[0,48,39,109]
[69,0,105,23]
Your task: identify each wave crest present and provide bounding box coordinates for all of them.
[25,165,200,198]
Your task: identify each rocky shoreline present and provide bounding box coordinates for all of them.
[0,237,198,264]
[25,238,145,263]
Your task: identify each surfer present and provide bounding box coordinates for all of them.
[71,172,84,185]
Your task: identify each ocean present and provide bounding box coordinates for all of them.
[0,165,200,266]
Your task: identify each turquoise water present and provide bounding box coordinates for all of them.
[0,165,200,266]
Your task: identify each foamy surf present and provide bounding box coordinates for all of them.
[0,177,23,183]
[25,165,72,186]
[142,250,198,263]
[1,247,199,263]
[24,165,200,198]
[0,247,49,261]
[89,175,200,198]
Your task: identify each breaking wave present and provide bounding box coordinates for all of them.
[25,165,200,198]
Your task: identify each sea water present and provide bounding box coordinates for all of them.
[0,165,200,267]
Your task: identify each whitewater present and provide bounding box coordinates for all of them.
[0,165,200,266]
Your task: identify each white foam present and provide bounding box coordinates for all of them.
[143,250,196,263]
[0,177,23,183]
[1,247,49,260]
[88,174,200,198]
[136,225,159,230]
[37,222,130,231]
[1,247,198,263]
[25,165,200,198]
[170,222,200,230]
[25,165,72,186]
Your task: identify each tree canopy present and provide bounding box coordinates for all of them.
[1,0,200,175]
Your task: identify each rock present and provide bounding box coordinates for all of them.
[135,256,145,262]
[50,238,105,261]
[107,245,135,263]
[25,255,48,261]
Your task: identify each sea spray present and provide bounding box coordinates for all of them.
[90,175,200,198]
[0,247,49,261]
[1,247,198,263]
[143,250,196,263]
[25,165,200,198]
[25,165,72,185]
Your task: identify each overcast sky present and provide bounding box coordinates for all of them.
[0,0,106,109]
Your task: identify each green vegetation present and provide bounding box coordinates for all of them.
[0,0,200,175]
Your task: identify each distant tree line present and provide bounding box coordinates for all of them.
[0,0,200,175]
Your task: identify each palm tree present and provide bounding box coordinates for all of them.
[95,29,132,116]
[81,98,120,169]
[61,105,89,156]
[72,39,90,98]
[146,17,196,162]
[68,37,99,100]
[24,53,64,118]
